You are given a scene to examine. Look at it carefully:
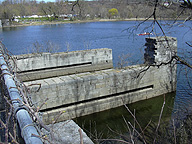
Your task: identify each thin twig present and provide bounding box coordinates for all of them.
[0,119,19,144]
[71,0,79,11]
[172,119,176,144]
[153,95,166,144]
[122,116,134,144]
[78,128,84,144]
[124,104,147,144]
[27,83,42,92]
[32,133,52,144]
[96,138,132,144]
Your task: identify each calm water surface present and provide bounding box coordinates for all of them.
[0,21,191,64]
[0,20,191,140]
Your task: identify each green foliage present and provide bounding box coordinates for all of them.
[18,17,57,21]
[0,1,191,23]
[108,8,118,18]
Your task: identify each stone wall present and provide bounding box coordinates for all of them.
[14,37,177,124]
[145,37,177,65]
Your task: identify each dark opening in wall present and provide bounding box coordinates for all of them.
[144,38,157,64]
[17,62,92,73]
[40,84,154,113]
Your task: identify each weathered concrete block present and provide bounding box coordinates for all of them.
[19,37,178,124]
[13,48,113,81]
[27,62,175,113]
[145,36,177,65]
[42,120,93,144]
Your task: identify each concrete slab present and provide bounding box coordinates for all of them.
[42,120,94,144]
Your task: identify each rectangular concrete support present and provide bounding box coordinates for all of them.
[25,63,176,124]
[12,48,113,81]
[14,37,177,124]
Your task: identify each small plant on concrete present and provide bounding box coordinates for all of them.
[117,53,133,69]
[30,40,61,54]
[65,42,71,52]
[83,40,92,50]
[45,40,60,53]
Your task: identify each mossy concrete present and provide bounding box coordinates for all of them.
[13,37,177,125]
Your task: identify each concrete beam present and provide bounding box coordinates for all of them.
[18,37,177,124]
[12,48,113,81]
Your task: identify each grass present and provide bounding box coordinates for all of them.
[18,17,57,21]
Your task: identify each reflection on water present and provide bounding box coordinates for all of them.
[74,92,175,142]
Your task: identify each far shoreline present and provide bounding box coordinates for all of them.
[1,18,188,28]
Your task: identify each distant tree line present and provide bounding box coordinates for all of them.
[0,0,190,23]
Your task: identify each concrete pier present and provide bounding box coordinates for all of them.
[14,48,113,81]
[12,36,177,124]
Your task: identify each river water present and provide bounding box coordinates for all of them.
[0,20,191,141]
[0,21,191,65]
